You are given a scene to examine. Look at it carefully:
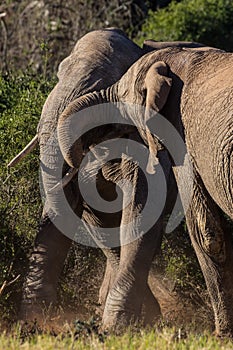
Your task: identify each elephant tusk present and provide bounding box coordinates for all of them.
[7,135,39,167]
[47,167,78,194]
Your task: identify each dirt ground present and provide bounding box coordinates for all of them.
[26,267,213,335]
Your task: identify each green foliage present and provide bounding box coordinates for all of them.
[1,328,233,349]
[137,0,233,51]
[0,71,55,320]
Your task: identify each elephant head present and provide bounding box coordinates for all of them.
[35,28,143,212]
[57,57,172,179]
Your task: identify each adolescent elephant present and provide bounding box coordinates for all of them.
[14,28,174,327]
[13,27,147,321]
[60,45,233,336]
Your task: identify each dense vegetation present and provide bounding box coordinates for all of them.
[0,72,53,320]
[0,0,233,345]
[137,0,233,50]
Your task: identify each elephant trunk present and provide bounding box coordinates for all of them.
[57,85,120,169]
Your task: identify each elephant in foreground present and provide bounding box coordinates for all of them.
[61,44,233,335]
[16,28,151,321]
[15,28,180,327]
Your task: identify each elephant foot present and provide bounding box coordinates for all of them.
[19,283,57,323]
[20,216,72,323]
[101,286,142,333]
[100,282,161,331]
[101,310,140,334]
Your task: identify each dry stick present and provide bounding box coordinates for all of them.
[7,135,38,167]
[0,275,20,297]
[0,261,20,296]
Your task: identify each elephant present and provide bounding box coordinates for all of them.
[16,28,178,327]
[58,43,233,336]
[16,27,147,322]
[10,28,216,332]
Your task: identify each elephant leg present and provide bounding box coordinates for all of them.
[19,215,72,321]
[186,175,233,337]
[81,202,121,314]
[102,223,162,330]
[102,162,163,330]
[99,248,161,325]
[98,248,120,312]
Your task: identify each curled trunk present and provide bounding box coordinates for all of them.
[57,85,138,170]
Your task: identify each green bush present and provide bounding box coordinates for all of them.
[0,72,55,320]
[137,0,233,51]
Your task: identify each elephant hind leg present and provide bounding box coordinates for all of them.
[186,175,233,337]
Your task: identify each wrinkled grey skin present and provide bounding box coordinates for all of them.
[139,46,233,337]
[56,41,213,331]
[20,28,146,321]
[67,45,233,336]
[21,28,175,327]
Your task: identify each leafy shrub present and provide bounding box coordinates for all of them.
[0,72,55,321]
[137,0,233,51]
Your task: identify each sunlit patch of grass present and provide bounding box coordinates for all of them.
[1,325,233,350]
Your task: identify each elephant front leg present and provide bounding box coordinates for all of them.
[98,248,120,313]
[19,215,72,321]
[102,223,162,331]
[99,248,161,326]
[102,163,163,331]
[186,177,233,337]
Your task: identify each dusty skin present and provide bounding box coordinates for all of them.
[9,29,232,336]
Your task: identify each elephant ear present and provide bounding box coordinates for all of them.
[144,61,172,120]
[143,61,172,174]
